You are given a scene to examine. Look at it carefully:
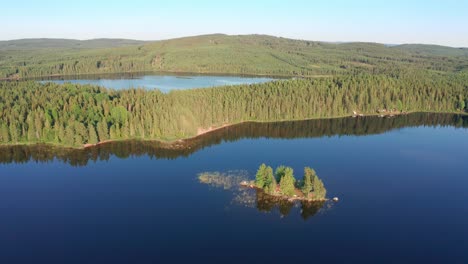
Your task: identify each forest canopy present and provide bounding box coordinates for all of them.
[2,34,468,79]
[0,72,466,148]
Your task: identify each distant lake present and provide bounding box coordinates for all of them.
[0,113,467,263]
[39,73,276,92]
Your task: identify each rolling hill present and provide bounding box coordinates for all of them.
[0,38,146,51]
[1,34,467,79]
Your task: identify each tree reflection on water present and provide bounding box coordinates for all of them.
[1,113,465,166]
[198,171,332,220]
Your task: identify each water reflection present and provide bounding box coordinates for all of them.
[254,189,328,219]
[198,171,330,220]
[0,113,466,166]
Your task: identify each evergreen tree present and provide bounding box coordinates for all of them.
[458,95,465,111]
[255,163,267,188]
[263,166,276,194]
[279,167,296,196]
[275,165,287,182]
[88,125,98,144]
[64,124,75,146]
[0,123,10,142]
[302,167,315,197]
[312,175,327,200]
[97,121,109,141]
[8,122,19,142]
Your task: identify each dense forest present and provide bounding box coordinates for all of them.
[1,34,468,79]
[0,73,466,148]
[0,113,465,166]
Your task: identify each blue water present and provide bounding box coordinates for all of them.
[40,74,275,92]
[0,114,467,263]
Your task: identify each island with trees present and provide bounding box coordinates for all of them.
[198,168,329,219]
[241,164,327,201]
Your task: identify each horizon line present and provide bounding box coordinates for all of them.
[0,33,467,49]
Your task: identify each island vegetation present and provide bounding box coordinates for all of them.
[197,169,328,219]
[248,164,327,201]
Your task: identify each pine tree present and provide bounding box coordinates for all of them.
[88,125,98,144]
[279,167,295,196]
[0,123,10,142]
[275,165,287,182]
[97,121,109,141]
[64,123,75,146]
[302,167,315,197]
[263,166,276,194]
[255,163,267,188]
[9,122,20,143]
[312,175,327,200]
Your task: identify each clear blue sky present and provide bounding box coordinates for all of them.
[2,0,468,47]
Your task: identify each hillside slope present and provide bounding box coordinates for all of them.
[1,34,467,79]
[0,38,147,51]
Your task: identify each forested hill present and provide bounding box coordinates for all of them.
[1,34,468,79]
[0,38,147,51]
[396,44,468,57]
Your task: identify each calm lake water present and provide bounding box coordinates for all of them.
[39,73,275,92]
[0,113,467,263]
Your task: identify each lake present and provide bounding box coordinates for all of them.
[0,113,467,263]
[39,73,276,92]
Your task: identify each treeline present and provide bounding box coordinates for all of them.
[0,74,467,148]
[0,113,465,166]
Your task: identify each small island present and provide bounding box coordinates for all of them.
[241,164,327,201]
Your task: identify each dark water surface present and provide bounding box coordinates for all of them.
[38,72,275,92]
[0,113,467,263]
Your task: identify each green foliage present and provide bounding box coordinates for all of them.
[255,163,267,188]
[302,167,315,197]
[88,125,98,144]
[275,166,287,182]
[279,167,296,196]
[458,95,466,111]
[263,166,276,195]
[397,100,403,112]
[311,174,327,200]
[0,72,466,148]
[2,34,468,79]
[110,106,128,125]
[1,113,465,166]
[97,121,109,142]
[0,123,9,142]
[300,167,327,200]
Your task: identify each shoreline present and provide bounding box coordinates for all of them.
[0,70,304,82]
[0,68,338,82]
[1,111,466,150]
[239,181,328,202]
